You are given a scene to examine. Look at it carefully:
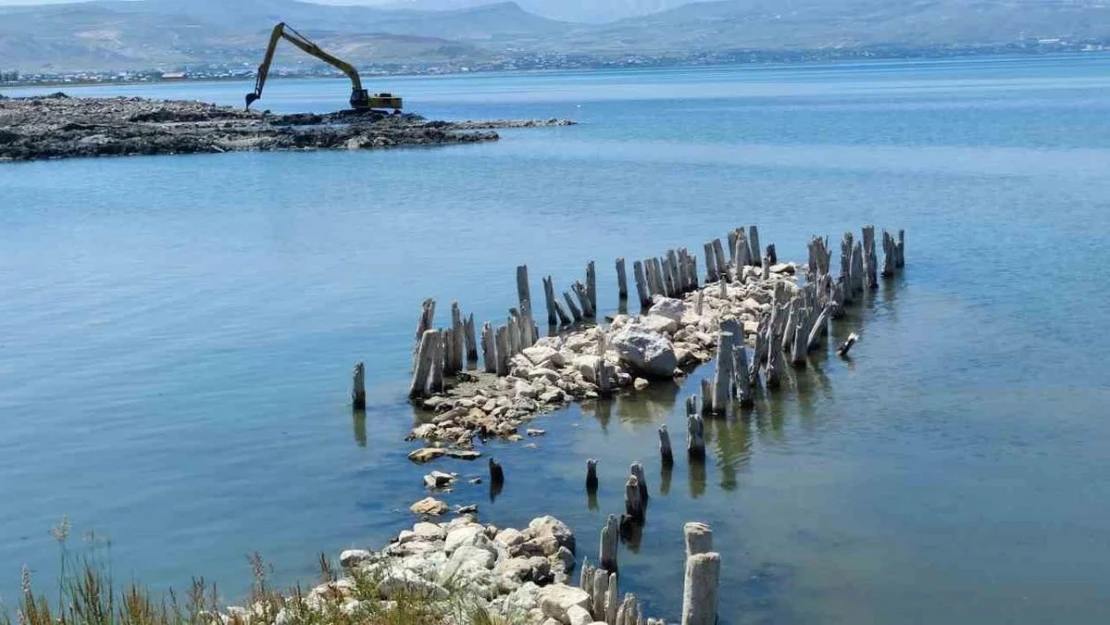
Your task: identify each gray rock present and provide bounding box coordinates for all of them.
[413,522,446,542]
[648,296,686,321]
[609,324,678,379]
[445,525,494,555]
[378,570,448,601]
[566,605,593,625]
[409,497,449,516]
[528,516,577,555]
[552,546,576,574]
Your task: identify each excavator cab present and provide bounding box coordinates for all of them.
[246,23,403,113]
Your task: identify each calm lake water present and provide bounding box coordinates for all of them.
[3,55,1110,624]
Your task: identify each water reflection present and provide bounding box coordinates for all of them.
[351,408,367,448]
[614,380,682,426]
[689,456,708,498]
[708,416,753,491]
[660,461,673,496]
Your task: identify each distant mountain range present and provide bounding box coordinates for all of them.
[1,0,1108,73]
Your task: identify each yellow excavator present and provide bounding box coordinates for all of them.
[245,22,403,112]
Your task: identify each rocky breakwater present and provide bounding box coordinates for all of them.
[0,93,574,162]
[224,515,657,625]
[406,263,801,453]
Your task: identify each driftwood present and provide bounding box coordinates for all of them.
[352,362,366,409]
[573,281,595,318]
[837,332,860,357]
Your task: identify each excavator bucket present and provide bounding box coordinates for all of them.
[245,92,260,111]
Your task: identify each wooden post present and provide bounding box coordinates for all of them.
[840,232,855,304]
[587,261,598,313]
[587,459,599,492]
[409,330,437,397]
[704,242,718,283]
[481,322,496,373]
[684,522,713,557]
[711,239,728,283]
[687,399,705,458]
[605,572,619,625]
[851,241,864,294]
[694,290,704,316]
[597,357,614,397]
[624,475,645,522]
[591,568,609,618]
[862,225,877,290]
[633,261,649,309]
[352,362,366,409]
[881,229,896,277]
[574,282,595,318]
[494,325,510,376]
[415,298,436,345]
[488,458,505,487]
[712,329,735,415]
[897,229,906,268]
[600,513,619,572]
[543,276,558,326]
[765,327,783,389]
[659,425,674,466]
[464,314,478,362]
[761,256,771,281]
[564,291,584,322]
[807,303,833,352]
[727,230,738,267]
[580,561,595,594]
[616,258,628,301]
[666,250,680,295]
[681,552,720,625]
[748,226,762,266]
[765,244,777,267]
[700,378,714,416]
[630,462,649,503]
[429,330,445,393]
[651,258,667,297]
[732,344,753,408]
[450,302,465,374]
[733,231,751,276]
[791,314,808,367]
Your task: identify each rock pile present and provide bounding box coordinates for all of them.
[0,94,574,162]
[407,264,801,451]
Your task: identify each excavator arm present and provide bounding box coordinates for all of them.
[245,22,402,112]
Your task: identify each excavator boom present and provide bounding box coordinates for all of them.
[245,22,402,112]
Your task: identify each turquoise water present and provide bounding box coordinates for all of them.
[3,55,1110,624]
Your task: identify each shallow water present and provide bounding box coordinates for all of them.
[3,54,1110,624]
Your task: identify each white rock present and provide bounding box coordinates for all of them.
[378,570,448,601]
[566,605,593,625]
[552,546,575,573]
[523,345,564,368]
[339,549,372,568]
[445,525,488,554]
[571,356,599,383]
[643,314,678,335]
[633,378,650,391]
[648,295,686,321]
[539,584,592,625]
[410,497,449,516]
[528,516,577,554]
[609,323,679,379]
[451,544,497,570]
[495,528,526,549]
[413,522,446,541]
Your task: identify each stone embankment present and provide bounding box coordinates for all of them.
[225,515,664,625]
[0,94,574,162]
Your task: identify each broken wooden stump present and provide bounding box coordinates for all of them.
[765,243,777,266]
[711,239,728,283]
[616,258,628,301]
[699,378,714,416]
[686,397,706,458]
[481,322,496,373]
[600,513,619,572]
[494,325,510,376]
[630,462,649,504]
[428,329,445,393]
[586,458,599,492]
[749,226,762,266]
[659,424,674,466]
[732,344,754,409]
[586,261,597,313]
[712,328,736,414]
[684,521,713,558]
[681,550,720,625]
[415,298,436,347]
[633,260,650,309]
[564,291,584,322]
[464,313,478,362]
[862,225,878,290]
[704,242,718,283]
[352,362,366,409]
[488,458,505,487]
[624,475,645,522]
[410,330,438,398]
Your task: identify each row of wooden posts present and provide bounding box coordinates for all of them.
[353,225,905,403]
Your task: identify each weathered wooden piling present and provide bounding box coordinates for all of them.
[598,357,614,397]
[480,322,495,373]
[712,329,736,414]
[837,332,860,357]
[862,225,878,290]
[352,362,366,409]
[587,261,598,313]
[650,258,666,297]
[633,261,649,308]
[897,229,906,268]
[684,522,713,557]
[749,226,762,266]
[765,244,777,267]
[488,458,505,486]
[591,570,609,619]
[806,302,833,352]
[734,231,751,276]
[494,325,510,376]
[605,572,619,625]
[542,276,558,326]
[410,330,437,397]
[464,314,478,362]
[429,330,446,393]
[630,462,649,503]
[686,397,705,458]
[564,291,584,322]
[574,281,595,317]
[586,458,599,492]
[704,242,718,283]
[659,425,674,466]
[449,303,465,374]
[732,344,753,408]
[681,551,720,625]
[881,229,896,277]
[415,298,436,345]
[600,514,619,572]
[711,239,728,283]
[840,232,855,304]
[765,327,784,389]
[624,475,645,522]
[699,378,714,415]
[616,258,628,301]
[516,264,531,308]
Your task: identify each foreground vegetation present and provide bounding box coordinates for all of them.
[2,518,511,625]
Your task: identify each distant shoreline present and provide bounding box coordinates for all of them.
[4,47,1109,92]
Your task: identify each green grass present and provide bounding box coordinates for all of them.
[3,518,519,625]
